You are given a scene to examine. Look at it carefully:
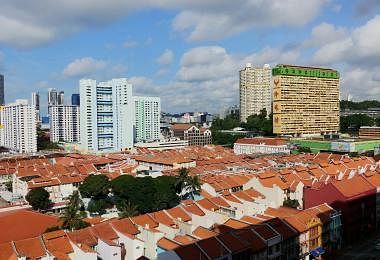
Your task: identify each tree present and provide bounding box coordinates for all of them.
[340,114,375,133]
[87,199,107,215]
[283,199,300,209]
[25,187,51,211]
[118,201,139,218]
[154,176,180,210]
[187,175,202,200]
[175,168,202,200]
[60,191,88,231]
[79,174,110,199]
[298,146,312,153]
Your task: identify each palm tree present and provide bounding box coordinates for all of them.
[60,191,86,231]
[119,201,139,218]
[187,175,202,200]
[175,168,190,199]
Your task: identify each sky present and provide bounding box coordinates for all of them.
[0,0,380,115]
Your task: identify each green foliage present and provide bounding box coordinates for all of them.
[298,146,312,153]
[37,127,61,151]
[241,109,273,136]
[340,114,375,133]
[60,191,88,231]
[211,131,244,147]
[175,168,201,200]
[211,114,240,131]
[340,100,380,110]
[25,187,52,211]
[118,201,139,218]
[111,174,180,214]
[44,226,61,233]
[79,174,110,199]
[283,199,300,209]
[87,199,108,215]
[5,181,12,192]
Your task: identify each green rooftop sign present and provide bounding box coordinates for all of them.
[272,65,340,79]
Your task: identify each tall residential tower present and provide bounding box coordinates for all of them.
[80,78,134,152]
[0,74,4,105]
[49,105,80,143]
[272,64,340,136]
[239,63,272,122]
[0,99,37,153]
[134,96,161,143]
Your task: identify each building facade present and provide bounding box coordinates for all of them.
[359,126,380,139]
[0,99,37,153]
[239,63,272,122]
[0,74,4,105]
[272,64,340,136]
[80,78,134,152]
[48,88,58,106]
[71,93,80,106]
[49,105,80,143]
[31,91,40,123]
[171,124,212,146]
[234,138,290,155]
[133,96,160,143]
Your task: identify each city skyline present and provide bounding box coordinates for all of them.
[0,1,379,114]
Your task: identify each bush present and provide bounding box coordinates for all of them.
[25,187,52,211]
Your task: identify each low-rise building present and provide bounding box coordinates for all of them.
[234,138,290,155]
[359,126,380,139]
[171,124,212,146]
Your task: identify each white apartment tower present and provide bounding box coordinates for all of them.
[0,99,37,153]
[80,78,134,152]
[49,105,80,143]
[134,96,161,143]
[239,63,272,122]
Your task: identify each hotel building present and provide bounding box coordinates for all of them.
[272,64,340,136]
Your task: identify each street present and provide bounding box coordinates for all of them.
[337,237,380,260]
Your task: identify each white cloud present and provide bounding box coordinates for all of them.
[303,22,348,48]
[312,15,380,66]
[123,40,138,48]
[156,49,174,66]
[0,0,328,48]
[62,57,107,78]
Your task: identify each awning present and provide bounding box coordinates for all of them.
[310,247,325,257]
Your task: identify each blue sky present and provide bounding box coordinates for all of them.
[0,0,380,115]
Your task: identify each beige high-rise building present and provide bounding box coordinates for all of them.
[239,63,272,122]
[272,64,340,136]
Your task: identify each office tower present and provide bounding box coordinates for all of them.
[0,99,37,153]
[49,105,80,143]
[71,94,80,106]
[80,78,133,152]
[134,96,161,143]
[58,91,64,105]
[239,63,272,122]
[31,92,40,122]
[48,88,58,106]
[272,64,340,135]
[0,74,4,105]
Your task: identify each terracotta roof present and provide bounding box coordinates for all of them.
[111,218,139,237]
[150,211,176,227]
[14,237,46,259]
[171,123,194,131]
[131,214,159,229]
[192,226,218,239]
[263,218,298,240]
[173,235,197,245]
[67,227,97,247]
[0,242,15,260]
[165,207,191,222]
[240,216,263,224]
[223,218,250,229]
[0,210,60,244]
[157,237,180,250]
[174,243,209,260]
[43,230,73,256]
[332,175,376,198]
[235,138,286,146]
[196,237,229,259]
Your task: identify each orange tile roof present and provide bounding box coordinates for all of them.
[131,214,159,229]
[196,237,229,259]
[0,242,15,260]
[223,218,250,229]
[332,175,376,198]
[14,237,46,259]
[173,235,197,245]
[192,226,218,239]
[157,237,180,250]
[235,138,286,146]
[165,207,191,222]
[91,222,118,241]
[240,216,264,224]
[0,210,60,244]
[149,211,176,227]
[110,218,139,236]
[67,227,97,247]
[43,230,73,256]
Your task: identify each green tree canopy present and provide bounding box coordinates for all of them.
[25,187,51,211]
[60,191,88,231]
[79,174,110,199]
[340,114,375,133]
[340,100,380,110]
[87,199,107,215]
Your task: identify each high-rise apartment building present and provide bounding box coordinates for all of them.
[0,99,37,153]
[58,91,64,105]
[49,105,80,143]
[0,74,4,105]
[48,88,58,106]
[71,94,80,106]
[272,64,340,136]
[134,96,160,143]
[80,78,134,152]
[239,63,272,122]
[31,92,40,122]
